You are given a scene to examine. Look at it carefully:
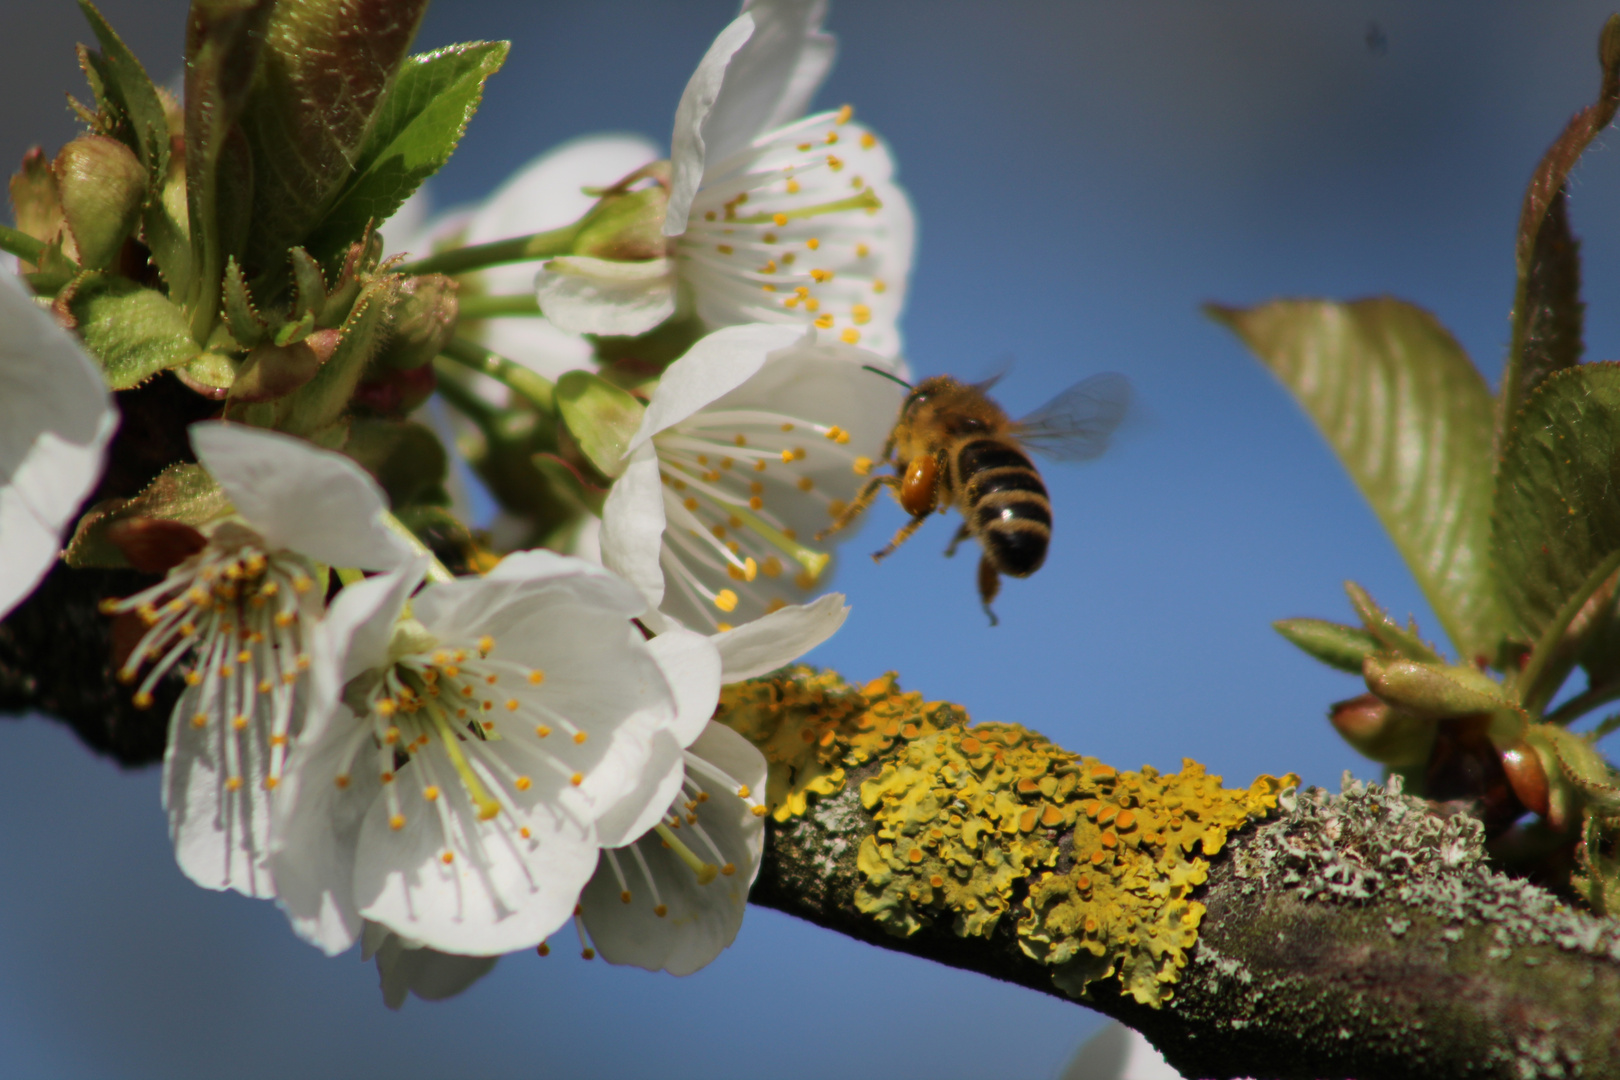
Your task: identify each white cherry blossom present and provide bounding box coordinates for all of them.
[102,423,412,899]
[0,270,117,617]
[601,323,905,638]
[535,0,914,356]
[267,550,721,957]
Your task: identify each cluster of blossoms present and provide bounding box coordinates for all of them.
[0,0,911,1006]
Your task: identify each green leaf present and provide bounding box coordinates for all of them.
[1210,298,1506,662]
[1498,15,1620,433]
[1494,364,1620,649]
[77,1,170,192]
[556,369,645,480]
[1273,618,1379,674]
[69,277,201,388]
[1345,580,1443,663]
[236,0,431,283]
[306,41,509,266]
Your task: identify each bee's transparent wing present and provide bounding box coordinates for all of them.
[1014,372,1131,462]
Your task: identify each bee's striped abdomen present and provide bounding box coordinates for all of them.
[958,438,1051,578]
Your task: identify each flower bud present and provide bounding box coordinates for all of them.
[375,274,458,370]
[1499,741,1550,820]
[1328,693,1436,767]
[572,161,672,262]
[1362,655,1514,720]
[8,147,65,269]
[55,134,146,270]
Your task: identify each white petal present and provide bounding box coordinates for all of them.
[591,727,686,850]
[162,688,275,899]
[580,722,766,975]
[667,1,835,234]
[466,134,661,300]
[534,256,676,336]
[667,13,757,236]
[599,444,667,612]
[353,760,599,956]
[0,272,116,617]
[189,423,413,571]
[371,930,499,1010]
[1064,1023,1187,1080]
[415,550,646,647]
[646,625,722,746]
[329,560,428,686]
[715,592,847,682]
[629,323,807,448]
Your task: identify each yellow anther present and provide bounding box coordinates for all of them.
[292,575,312,593]
[752,805,768,817]
[263,776,279,791]
[536,725,550,738]
[258,679,273,694]
[795,570,817,590]
[274,611,295,628]
[827,498,848,518]
[825,130,839,145]
[860,131,876,149]
[573,731,588,745]
[836,104,853,124]
[190,712,208,728]
[296,655,310,671]
[506,698,519,711]
[814,313,833,328]
[178,622,196,638]
[717,622,733,632]
[797,476,815,492]
[797,142,812,151]
[683,497,700,512]
[785,179,800,193]
[749,496,764,510]
[714,590,739,613]
[515,776,531,791]
[763,232,778,244]
[722,862,737,876]
[570,772,584,787]
[654,904,669,918]
[334,774,350,789]
[754,459,768,472]
[842,328,861,345]
[269,734,287,747]
[389,813,405,830]
[521,827,532,840]
[736,784,751,799]
[853,456,874,476]
[232,715,248,731]
[808,238,822,252]
[423,786,440,802]
[780,449,797,463]
[772,213,788,226]
[478,635,494,654]
[827,155,843,171]
[805,297,821,313]
[716,243,733,254]
[441,851,454,864]
[184,670,202,687]
[381,770,395,783]
[762,557,784,578]
[766,597,788,614]
[704,210,716,221]
[385,726,401,744]
[873,279,888,293]
[856,242,870,257]
[376,698,397,718]
[226,777,243,791]
[528,670,545,686]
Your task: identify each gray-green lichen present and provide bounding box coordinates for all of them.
[1231,774,1620,964]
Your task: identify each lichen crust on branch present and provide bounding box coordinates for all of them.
[716,666,1296,1007]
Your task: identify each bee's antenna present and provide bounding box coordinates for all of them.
[862,365,913,390]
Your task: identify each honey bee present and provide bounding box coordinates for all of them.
[818,369,1130,625]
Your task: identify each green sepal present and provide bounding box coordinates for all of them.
[531,452,607,519]
[64,463,228,568]
[222,256,265,346]
[274,311,316,347]
[555,369,645,480]
[178,351,238,397]
[272,277,397,437]
[1212,299,1506,662]
[68,276,201,388]
[305,41,509,268]
[1345,581,1442,663]
[1273,618,1379,674]
[289,247,327,322]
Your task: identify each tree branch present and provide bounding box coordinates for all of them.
[6,587,1620,1078]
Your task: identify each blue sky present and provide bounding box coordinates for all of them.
[5,2,1620,1077]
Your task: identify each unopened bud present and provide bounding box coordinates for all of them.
[1362,656,1514,720]
[1499,741,1550,820]
[8,147,65,268]
[229,331,339,403]
[573,160,672,262]
[376,274,458,370]
[55,134,146,270]
[1329,693,1435,767]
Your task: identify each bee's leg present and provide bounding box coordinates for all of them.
[817,475,897,541]
[943,522,972,558]
[873,511,930,563]
[977,555,1001,627]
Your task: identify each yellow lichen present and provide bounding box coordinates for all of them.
[716,667,1297,1007]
